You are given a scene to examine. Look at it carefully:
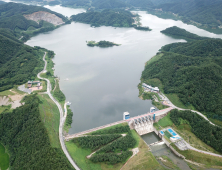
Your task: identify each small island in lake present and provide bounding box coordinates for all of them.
[87,40,121,47]
[134,26,151,31]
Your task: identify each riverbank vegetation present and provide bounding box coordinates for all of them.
[64,106,74,133]
[158,155,179,170]
[0,94,74,169]
[87,40,120,47]
[53,82,66,102]
[71,9,135,27]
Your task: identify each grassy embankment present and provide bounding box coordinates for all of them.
[0,143,9,170]
[66,123,163,170]
[38,94,60,148]
[158,155,180,170]
[171,143,222,168]
[121,135,164,170]
[153,113,173,130]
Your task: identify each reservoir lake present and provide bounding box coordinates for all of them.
[26,5,222,134]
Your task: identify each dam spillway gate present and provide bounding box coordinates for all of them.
[130,115,154,135]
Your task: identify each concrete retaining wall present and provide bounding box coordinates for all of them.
[162,137,170,147]
[153,127,159,136]
[169,145,185,159]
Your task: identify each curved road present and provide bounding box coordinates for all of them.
[159,92,216,126]
[37,52,80,170]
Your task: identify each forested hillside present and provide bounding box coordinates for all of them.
[0,30,44,92]
[0,94,74,169]
[141,30,222,121]
[71,9,134,27]
[154,0,222,28]
[161,26,208,41]
[0,2,68,40]
[63,0,222,32]
[62,0,154,9]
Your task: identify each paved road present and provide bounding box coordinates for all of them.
[159,92,222,157]
[37,52,80,170]
[159,92,216,126]
[182,140,222,158]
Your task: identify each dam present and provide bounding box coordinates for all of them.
[64,107,173,140]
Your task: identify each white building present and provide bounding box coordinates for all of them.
[142,83,159,93]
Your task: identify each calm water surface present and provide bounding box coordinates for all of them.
[26,7,222,134]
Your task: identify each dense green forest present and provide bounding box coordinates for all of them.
[87,40,120,47]
[71,9,135,27]
[170,109,222,153]
[7,0,222,31]
[161,26,207,41]
[141,29,222,121]
[91,124,130,135]
[61,0,154,9]
[0,2,68,39]
[154,0,222,28]
[0,94,74,169]
[0,31,45,92]
[72,134,122,150]
[96,133,136,153]
[69,124,135,165]
[65,0,222,31]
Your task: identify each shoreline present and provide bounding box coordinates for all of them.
[37,52,80,170]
